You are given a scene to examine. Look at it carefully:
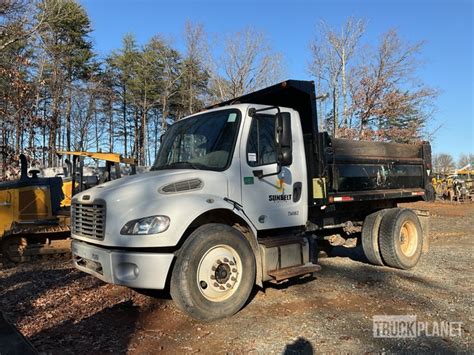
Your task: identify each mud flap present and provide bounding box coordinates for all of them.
[413,209,430,253]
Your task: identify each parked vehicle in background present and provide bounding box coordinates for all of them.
[432,163,473,202]
[0,152,136,263]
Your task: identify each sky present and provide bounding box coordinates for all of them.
[80,0,473,159]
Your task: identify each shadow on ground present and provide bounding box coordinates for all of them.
[0,265,88,325]
[283,337,314,354]
[31,299,142,353]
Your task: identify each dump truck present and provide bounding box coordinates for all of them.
[71,80,434,321]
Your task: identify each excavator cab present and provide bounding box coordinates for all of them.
[56,151,137,207]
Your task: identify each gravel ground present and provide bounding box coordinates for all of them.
[1,201,472,353]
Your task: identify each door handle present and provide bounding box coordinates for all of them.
[0,201,11,206]
[293,182,302,202]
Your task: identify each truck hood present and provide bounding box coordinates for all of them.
[71,168,235,248]
[73,169,228,204]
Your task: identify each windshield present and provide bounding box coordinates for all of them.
[151,109,241,171]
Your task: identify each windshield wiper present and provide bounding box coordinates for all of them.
[155,161,205,170]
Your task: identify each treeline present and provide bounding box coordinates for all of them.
[1,0,443,171]
[433,153,473,174]
[1,0,284,167]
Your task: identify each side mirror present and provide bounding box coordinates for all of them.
[275,112,292,166]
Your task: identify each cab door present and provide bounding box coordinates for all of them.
[240,108,307,230]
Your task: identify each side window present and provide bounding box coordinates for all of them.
[247,115,276,167]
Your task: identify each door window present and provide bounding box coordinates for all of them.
[246,115,276,167]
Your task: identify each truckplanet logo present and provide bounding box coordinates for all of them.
[373,315,463,338]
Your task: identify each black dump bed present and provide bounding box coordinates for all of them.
[210,80,434,208]
[326,136,433,201]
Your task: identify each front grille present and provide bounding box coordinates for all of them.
[72,202,105,240]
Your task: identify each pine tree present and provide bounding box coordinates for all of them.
[37,0,95,164]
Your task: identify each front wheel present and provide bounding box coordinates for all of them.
[170,223,256,321]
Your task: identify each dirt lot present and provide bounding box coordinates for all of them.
[1,201,473,353]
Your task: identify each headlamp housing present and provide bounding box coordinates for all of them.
[120,215,170,235]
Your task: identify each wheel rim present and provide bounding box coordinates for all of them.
[197,244,242,302]
[399,220,418,257]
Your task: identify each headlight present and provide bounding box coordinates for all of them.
[120,215,170,235]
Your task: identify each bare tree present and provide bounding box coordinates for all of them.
[209,27,284,102]
[71,82,100,151]
[180,21,208,116]
[309,18,365,135]
[433,153,455,174]
[1,0,42,51]
[309,30,341,135]
[349,29,438,141]
[457,153,473,168]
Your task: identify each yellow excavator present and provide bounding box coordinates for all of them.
[57,151,137,207]
[0,152,136,263]
[452,163,474,201]
[0,154,70,263]
[432,163,474,202]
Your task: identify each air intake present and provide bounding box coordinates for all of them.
[160,178,204,194]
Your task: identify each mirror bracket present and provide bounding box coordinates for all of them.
[252,165,282,180]
[248,106,280,117]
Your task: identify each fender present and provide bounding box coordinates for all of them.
[180,197,264,287]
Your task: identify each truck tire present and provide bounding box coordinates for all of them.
[379,208,423,269]
[361,210,387,266]
[170,223,256,321]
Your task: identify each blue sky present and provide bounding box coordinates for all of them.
[80,0,473,159]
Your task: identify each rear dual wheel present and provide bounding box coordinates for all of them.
[362,208,423,270]
[361,210,387,266]
[379,208,423,269]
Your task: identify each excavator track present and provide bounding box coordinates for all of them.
[1,224,71,264]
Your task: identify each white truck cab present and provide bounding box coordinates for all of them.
[72,80,432,320]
